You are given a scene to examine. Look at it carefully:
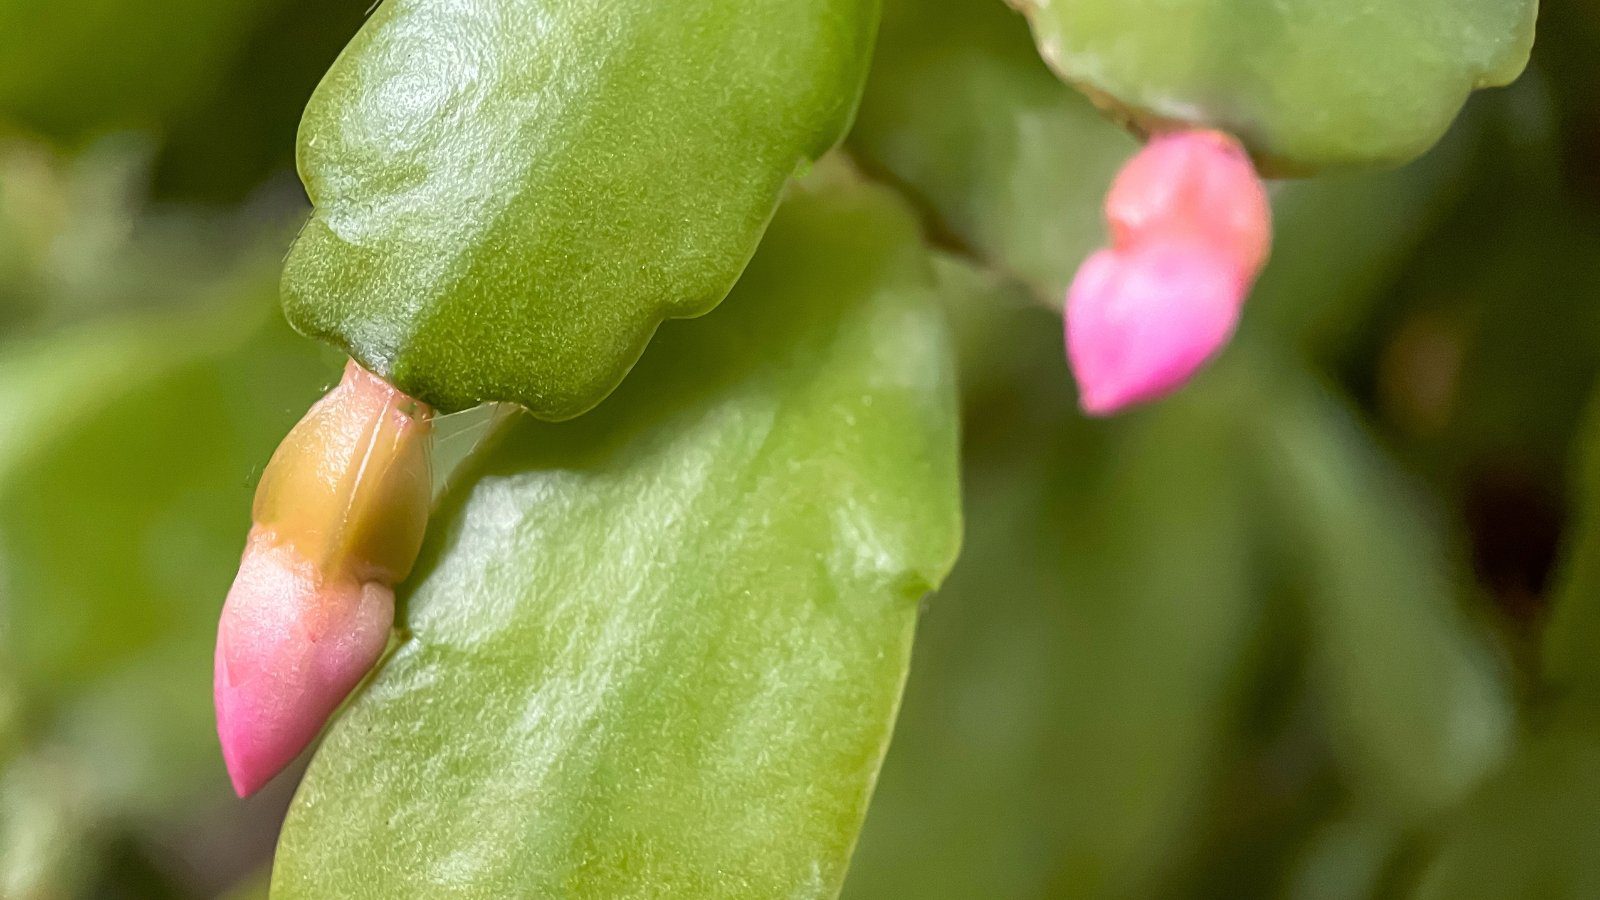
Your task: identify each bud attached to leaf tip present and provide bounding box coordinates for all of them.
[1066,129,1271,416]
[215,361,432,797]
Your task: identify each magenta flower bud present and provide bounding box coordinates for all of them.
[1066,129,1271,416]
[214,362,432,797]
[1066,241,1244,417]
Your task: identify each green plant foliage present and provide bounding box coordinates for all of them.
[843,258,1517,895]
[0,0,279,138]
[845,309,1264,898]
[0,136,302,337]
[1282,814,1404,900]
[1414,715,1600,898]
[850,0,1133,301]
[852,0,1470,314]
[1370,104,1600,495]
[1244,139,1470,355]
[0,249,335,894]
[152,0,374,201]
[0,282,330,703]
[282,0,880,415]
[0,299,334,815]
[1010,0,1537,174]
[0,751,86,898]
[1256,377,1512,819]
[271,177,961,897]
[0,1,1584,894]
[1544,390,1600,700]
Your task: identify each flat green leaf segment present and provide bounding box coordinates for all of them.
[1010,0,1537,173]
[272,178,962,898]
[283,0,880,415]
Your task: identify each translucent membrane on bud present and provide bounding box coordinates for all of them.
[215,361,432,797]
[1066,129,1271,416]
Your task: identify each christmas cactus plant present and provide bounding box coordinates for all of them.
[213,0,1535,893]
[0,0,1561,895]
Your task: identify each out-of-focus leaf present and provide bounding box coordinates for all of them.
[272,177,961,897]
[1414,714,1600,899]
[283,0,880,415]
[0,137,147,332]
[1372,94,1600,460]
[0,271,336,813]
[845,306,1263,898]
[1256,375,1512,819]
[1284,814,1402,900]
[222,868,273,900]
[1405,205,1599,487]
[1246,128,1471,355]
[1345,96,1595,631]
[0,135,295,336]
[852,0,1469,338]
[851,0,1132,301]
[1010,0,1536,174]
[0,752,88,900]
[152,0,372,201]
[0,0,280,139]
[1544,389,1600,698]
[925,252,1049,402]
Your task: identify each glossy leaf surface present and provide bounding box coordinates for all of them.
[283,0,879,415]
[272,178,961,897]
[1011,0,1536,173]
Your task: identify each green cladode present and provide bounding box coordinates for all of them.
[272,175,963,898]
[281,0,881,415]
[1010,0,1537,174]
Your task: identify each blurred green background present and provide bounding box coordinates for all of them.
[1,0,1597,897]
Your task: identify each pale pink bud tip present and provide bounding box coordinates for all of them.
[1067,242,1244,417]
[215,535,394,797]
[214,360,430,797]
[1067,129,1271,415]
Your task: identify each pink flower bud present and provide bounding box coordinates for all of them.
[215,362,432,797]
[214,537,394,797]
[1066,129,1271,416]
[1105,130,1272,279]
[1067,241,1244,417]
